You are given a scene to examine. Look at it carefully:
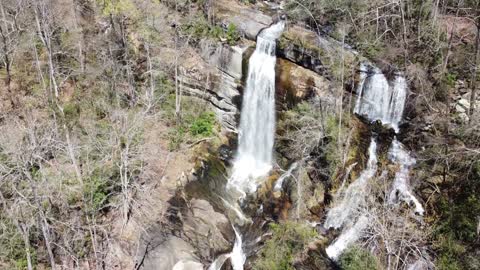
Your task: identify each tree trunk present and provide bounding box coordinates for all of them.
[0,1,15,107]
[469,19,480,121]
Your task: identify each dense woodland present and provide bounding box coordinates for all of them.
[0,0,479,269]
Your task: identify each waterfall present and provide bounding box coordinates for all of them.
[354,63,407,132]
[210,21,285,270]
[228,21,286,196]
[230,227,247,270]
[388,138,424,215]
[324,138,377,230]
[324,63,423,261]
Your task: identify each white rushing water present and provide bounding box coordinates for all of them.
[388,138,424,215]
[324,138,377,230]
[325,215,369,260]
[274,162,298,192]
[229,21,286,196]
[324,63,423,261]
[210,21,285,270]
[230,227,247,270]
[208,227,245,270]
[354,63,407,132]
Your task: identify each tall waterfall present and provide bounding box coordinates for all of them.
[354,63,407,132]
[229,21,285,196]
[210,21,285,270]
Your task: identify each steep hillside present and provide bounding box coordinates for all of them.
[0,1,479,270]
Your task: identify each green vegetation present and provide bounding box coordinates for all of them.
[254,221,317,270]
[433,159,480,270]
[190,112,216,137]
[180,17,240,45]
[0,219,36,269]
[225,23,241,45]
[339,246,381,270]
[164,95,218,150]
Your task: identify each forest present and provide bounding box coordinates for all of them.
[0,0,479,270]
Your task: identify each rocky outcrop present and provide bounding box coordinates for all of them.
[137,196,234,270]
[278,25,361,78]
[213,0,273,40]
[179,42,250,131]
[276,58,335,109]
[213,0,360,79]
[452,80,480,123]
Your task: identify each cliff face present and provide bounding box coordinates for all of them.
[178,0,354,132]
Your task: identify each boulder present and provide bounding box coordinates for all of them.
[140,236,203,270]
[458,98,471,110]
[183,199,234,258]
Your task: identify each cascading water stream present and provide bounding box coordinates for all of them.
[324,139,377,260]
[388,138,425,215]
[209,21,285,270]
[274,162,298,192]
[324,138,378,230]
[325,63,423,260]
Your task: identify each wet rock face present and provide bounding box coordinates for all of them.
[277,31,327,76]
[292,238,335,270]
[140,236,202,270]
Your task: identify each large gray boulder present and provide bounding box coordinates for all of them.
[141,236,203,270]
[183,199,234,258]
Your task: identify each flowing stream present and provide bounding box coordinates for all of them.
[324,138,377,231]
[324,139,377,259]
[388,138,425,215]
[210,21,285,270]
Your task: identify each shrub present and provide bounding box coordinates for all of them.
[339,246,381,270]
[254,222,317,270]
[180,17,241,45]
[0,219,36,269]
[189,112,216,137]
[226,23,240,45]
[435,234,464,270]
